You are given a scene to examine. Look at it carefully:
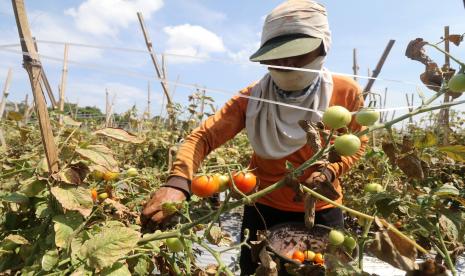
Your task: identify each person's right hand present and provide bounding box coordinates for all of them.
[141,186,186,230]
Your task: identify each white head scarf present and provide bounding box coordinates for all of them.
[245,0,333,160]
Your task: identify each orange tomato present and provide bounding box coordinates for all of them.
[292,250,305,263]
[91,188,98,202]
[230,171,256,194]
[191,175,219,198]
[314,253,324,265]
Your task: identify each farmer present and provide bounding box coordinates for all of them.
[142,0,367,274]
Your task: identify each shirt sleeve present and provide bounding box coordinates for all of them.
[169,88,251,180]
[327,80,368,179]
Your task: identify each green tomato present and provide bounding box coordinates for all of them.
[343,236,357,250]
[334,134,361,156]
[355,108,380,126]
[127,167,138,177]
[322,106,352,129]
[364,183,383,193]
[165,238,184,253]
[448,73,465,93]
[328,230,345,246]
[214,174,230,192]
[98,192,108,200]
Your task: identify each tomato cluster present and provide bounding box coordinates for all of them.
[191,171,257,198]
[289,249,324,265]
[328,229,357,251]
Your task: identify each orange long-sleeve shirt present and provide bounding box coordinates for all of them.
[170,75,367,212]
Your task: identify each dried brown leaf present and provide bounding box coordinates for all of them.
[397,153,424,180]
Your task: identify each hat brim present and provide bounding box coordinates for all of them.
[250,36,322,62]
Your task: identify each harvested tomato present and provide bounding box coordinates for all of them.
[314,253,324,265]
[91,189,98,202]
[191,175,219,198]
[292,250,305,263]
[230,171,257,194]
[334,134,361,156]
[322,106,352,129]
[304,250,315,261]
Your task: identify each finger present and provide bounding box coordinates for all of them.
[151,210,169,224]
[142,202,161,218]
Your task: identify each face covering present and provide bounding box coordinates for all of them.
[268,56,325,92]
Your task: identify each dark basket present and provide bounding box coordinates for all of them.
[266,222,359,269]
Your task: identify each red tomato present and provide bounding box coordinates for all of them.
[230,171,257,194]
[191,175,219,198]
[292,250,305,263]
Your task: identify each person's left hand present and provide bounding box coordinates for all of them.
[304,169,339,200]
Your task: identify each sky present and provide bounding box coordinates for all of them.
[0,0,464,124]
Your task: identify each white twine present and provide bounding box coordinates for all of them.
[0,46,460,116]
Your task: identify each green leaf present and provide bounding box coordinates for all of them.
[41,249,59,271]
[414,131,437,148]
[0,234,29,251]
[439,214,459,242]
[434,184,460,198]
[19,178,46,197]
[368,193,400,217]
[1,192,29,204]
[93,128,145,144]
[80,226,140,270]
[437,145,465,162]
[101,262,132,276]
[53,212,84,248]
[51,186,93,217]
[131,255,153,276]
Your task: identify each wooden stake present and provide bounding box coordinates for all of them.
[59,44,69,124]
[137,12,172,105]
[0,68,13,120]
[12,0,59,173]
[352,48,359,81]
[105,89,110,127]
[137,12,176,128]
[363,40,396,98]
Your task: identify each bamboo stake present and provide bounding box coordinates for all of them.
[147,81,151,119]
[59,44,69,125]
[32,37,58,108]
[12,0,59,173]
[105,89,110,127]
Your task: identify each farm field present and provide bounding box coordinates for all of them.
[1,1,465,276]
